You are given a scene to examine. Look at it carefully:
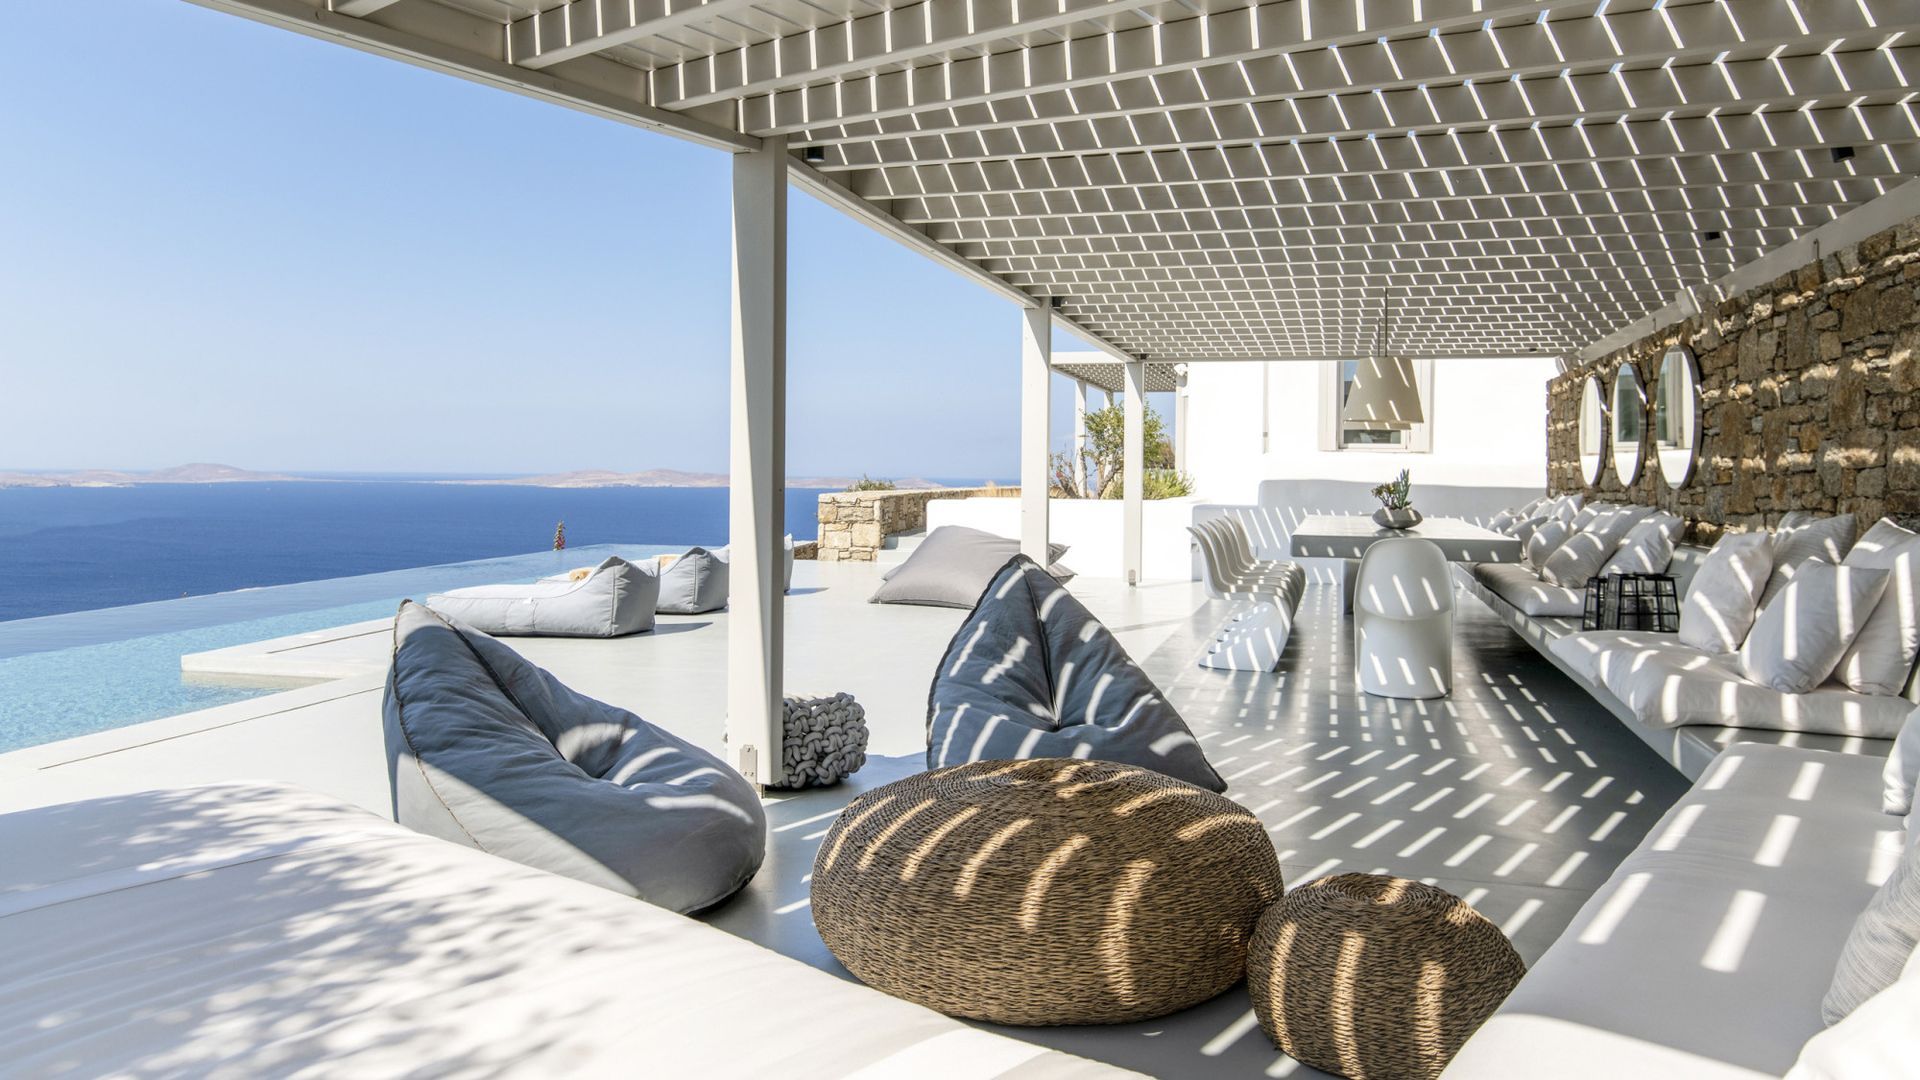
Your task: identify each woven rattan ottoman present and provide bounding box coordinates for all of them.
[1247,873,1526,1080]
[811,758,1284,1025]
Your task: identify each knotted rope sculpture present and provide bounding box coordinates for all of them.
[771,693,868,789]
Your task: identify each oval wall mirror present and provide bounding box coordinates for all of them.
[1578,375,1607,487]
[1653,344,1702,488]
[1612,365,1646,486]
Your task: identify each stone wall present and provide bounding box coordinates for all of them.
[1547,217,1920,542]
[814,486,1017,562]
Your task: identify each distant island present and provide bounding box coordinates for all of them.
[448,469,947,490]
[0,463,301,489]
[0,463,949,490]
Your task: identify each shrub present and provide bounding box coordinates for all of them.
[846,474,897,492]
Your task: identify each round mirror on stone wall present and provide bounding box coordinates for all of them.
[1578,375,1607,487]
[1653,344,1702,488]
[1612,365,1647,487]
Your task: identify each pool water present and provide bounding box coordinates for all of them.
[0,545,675,754]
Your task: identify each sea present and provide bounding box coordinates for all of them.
[0,480,862,623]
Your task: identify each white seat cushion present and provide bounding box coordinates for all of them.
[1836,519,1920,696]
[1599,638,1914,737]
[1445,746,1900,1080]
[1548,629,1681,684]
[0,784,1137,1080]
[1473,562,1586,618]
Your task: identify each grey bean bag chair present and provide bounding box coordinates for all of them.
[383,601,766,913]
[427,555,656,637]
[658,547,730,614]
[713,534,795,594]
[926,555,1225,792]
[873,525,1072,608]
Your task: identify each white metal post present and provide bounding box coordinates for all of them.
[1173,365,1189,474]
[728,134,787,789]
[1020,304,1052,562]
[1071,378,1089,495]
[1123,360,1145,586]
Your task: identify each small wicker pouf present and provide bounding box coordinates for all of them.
[1247,873,1526,1080]
[811,758,1284,1025]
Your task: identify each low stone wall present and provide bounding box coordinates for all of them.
[1547,214,1920,541]
[815,487,1016,562]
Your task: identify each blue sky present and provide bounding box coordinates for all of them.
[0,1,1166,480]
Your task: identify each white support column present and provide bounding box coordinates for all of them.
[1071,378,1089,495]
[1123,360,1145,586]
[1173,365,1189,474]
[1019,304,1052,562]
[728,134,787,789]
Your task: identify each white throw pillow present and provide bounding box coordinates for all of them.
[1601,511,1685,575]
[1551,494,1585,522]
[1887,706,1920,816]
[1762,513,1858,608]
[1836,519,1920,696]
[1512,514,1551,545]
[1678,533,1776,654]
[1739,561,1889,694]
[1793,955,1920,1079]
[1541,508,1652,588]
[1487,509,1518,535]
[1823,826,1920,1025]
[1524,519,1572,571]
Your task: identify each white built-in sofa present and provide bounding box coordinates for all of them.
[1446,504,1920,1078]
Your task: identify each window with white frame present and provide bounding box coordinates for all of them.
[1319,359,1433,452]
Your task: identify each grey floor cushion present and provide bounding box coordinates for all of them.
[383,601,766,913]
[873,525,1070,607]
[926,555,1226,791]
[658,547,730,614]
[426,555,657,637]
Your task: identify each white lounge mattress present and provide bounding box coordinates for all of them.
[1444,745,1903,1079]
[0,783,1138,1079]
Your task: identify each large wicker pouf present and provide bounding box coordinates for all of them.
[1247,873,1526,1080]
[811,758,1284,1025]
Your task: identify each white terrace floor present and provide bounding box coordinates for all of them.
[0,553,1695,1079]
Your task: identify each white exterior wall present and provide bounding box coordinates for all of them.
[1177,357,1558,503]
[926,497,1201,580]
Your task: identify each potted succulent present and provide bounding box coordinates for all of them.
[1370,469,1422,530]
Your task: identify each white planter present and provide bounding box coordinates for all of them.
[925,496,1203,581]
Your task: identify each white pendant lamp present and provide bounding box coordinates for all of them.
[1343,292,1424,431]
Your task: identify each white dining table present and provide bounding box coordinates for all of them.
[1289,514,1522,614]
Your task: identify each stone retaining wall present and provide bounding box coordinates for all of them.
[1547,216,1920,542]
[814,487,1016,562]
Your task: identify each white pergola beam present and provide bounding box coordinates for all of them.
[853,144,1920,202]
[507,0,771,70]
[187,0,761,151]
[744,0,1905,135]
[1020,304,1052,563]
[727,134,788,789]
[333,0,400,15]
[679,0,1559,118]
[1121,360,1144,586]
[791,44,1920,147]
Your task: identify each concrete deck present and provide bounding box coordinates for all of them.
[0,555,1693,1079]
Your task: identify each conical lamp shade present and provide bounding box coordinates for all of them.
[1343,355,1424,430]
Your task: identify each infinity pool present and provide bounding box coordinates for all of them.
[0,545,674,754]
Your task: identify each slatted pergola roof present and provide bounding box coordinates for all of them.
[208,0,1919,360]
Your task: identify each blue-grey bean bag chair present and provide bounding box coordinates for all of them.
[427,555,657,637]
[926,555,1225,792]
[384,601,765,913]
[657,547,730,614]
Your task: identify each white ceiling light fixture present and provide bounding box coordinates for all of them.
[1343,291,1426,431]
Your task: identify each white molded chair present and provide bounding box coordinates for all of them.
[1353,537,1454,699]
